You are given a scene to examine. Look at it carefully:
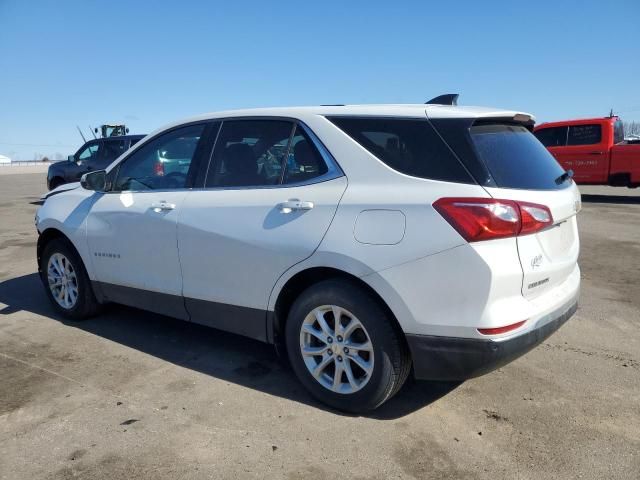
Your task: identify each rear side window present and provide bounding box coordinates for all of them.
[567,124,601,145]
[101,140,127,161]
[206,120,294,188]
[534,127,567,147]
[327,117,474,183]
[471,124,568,190]
[283,126,328,184]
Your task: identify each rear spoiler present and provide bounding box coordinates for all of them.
[425,94,459,106]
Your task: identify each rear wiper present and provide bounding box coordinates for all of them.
[555,169,574,185]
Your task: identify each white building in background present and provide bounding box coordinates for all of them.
[0,154,11,164]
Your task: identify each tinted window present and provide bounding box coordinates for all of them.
[101,140,127,162]
[327,117,473,183]
[283,126,328,184]
[206,120,294,188]
[567,124,601,145]
[471,124,568,190]
[113,124,204,191]
[534,127,567,147]
[613,120,624,144]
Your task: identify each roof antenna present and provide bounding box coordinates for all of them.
[76,125,87,143]
[609,108,614,118]
[89,125,98,140]
[425,93,459,106]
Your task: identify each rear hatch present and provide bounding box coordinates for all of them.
[432,118,581,299]
[470,122,580,299]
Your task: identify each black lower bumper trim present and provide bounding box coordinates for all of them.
[406,298,578,381]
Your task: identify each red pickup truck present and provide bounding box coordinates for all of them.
[534,116,640,188]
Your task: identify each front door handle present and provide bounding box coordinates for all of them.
[151,201,176,212]
[277,199,314,213]
[588,151,603,155]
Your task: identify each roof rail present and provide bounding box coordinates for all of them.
[425,94,459,106]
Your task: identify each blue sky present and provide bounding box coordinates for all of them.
[1,0,638,159]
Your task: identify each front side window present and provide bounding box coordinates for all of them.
[534,126,567,147]
[613,120,624,144]
[77,143,100,162]
[113,124,205,191]
[206,120,294,188]
[327,117,473,183]
[567,124,602,146]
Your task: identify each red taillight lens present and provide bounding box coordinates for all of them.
[519,202,553,235]
[433,197,553,242]
[154,161,165,176]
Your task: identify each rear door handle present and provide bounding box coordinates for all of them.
[588,151,603,155]
[151,201,176,212]
[277,199,314,213]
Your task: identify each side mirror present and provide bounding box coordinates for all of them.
[81,170,106,192]
[67,154,75,162]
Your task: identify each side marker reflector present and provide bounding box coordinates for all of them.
[478,320,527,336]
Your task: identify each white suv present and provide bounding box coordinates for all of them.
[36,102,580,412]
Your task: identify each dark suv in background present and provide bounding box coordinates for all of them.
[46,135,145,190]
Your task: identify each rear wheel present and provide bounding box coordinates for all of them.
[40,238,100,320]
[285,279,411,412]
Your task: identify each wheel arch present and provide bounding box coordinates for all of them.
[37,228,69,268]
[37,228,92,280]
[271,266,408,355]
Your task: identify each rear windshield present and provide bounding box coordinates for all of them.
[327,117,474,183]
[471,124,569,190]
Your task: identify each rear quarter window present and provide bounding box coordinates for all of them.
[326,117,474,183]
[471,123,569,190]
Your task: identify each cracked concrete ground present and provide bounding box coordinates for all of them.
[0,173,638,479]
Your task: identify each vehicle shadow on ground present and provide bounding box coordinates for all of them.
[581,194,640,205]
[0,272,459,419]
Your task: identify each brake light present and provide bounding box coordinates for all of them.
[519,202,553,235]
[478,320,526,336]
[154,161,165,176]
[433,197,553,242]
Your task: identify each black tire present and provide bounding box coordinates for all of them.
[285,279,411,413]
[40,237,101,320]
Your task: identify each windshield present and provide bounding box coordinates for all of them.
[470,123,569,190]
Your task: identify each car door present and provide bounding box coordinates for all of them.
[559,123,608,183]
[86,123,209,319]
[178,119,347,341]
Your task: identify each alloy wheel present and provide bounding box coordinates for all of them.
[299,305,374,394]
[47,253,78,309]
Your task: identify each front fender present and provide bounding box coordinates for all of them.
[37,188,99,279]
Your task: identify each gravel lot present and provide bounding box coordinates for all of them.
[0,172,638,480]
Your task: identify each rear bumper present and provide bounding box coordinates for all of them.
[406,295,578,381]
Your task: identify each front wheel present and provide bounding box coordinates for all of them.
[285,279,411,412]
[40,238,101,320]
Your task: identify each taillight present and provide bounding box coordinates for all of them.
[154,161,165,176]
[519,202,553,235]
[433,197,553,242]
